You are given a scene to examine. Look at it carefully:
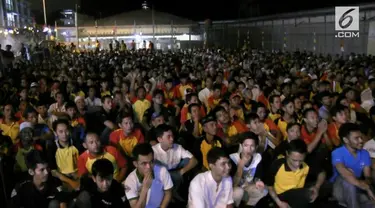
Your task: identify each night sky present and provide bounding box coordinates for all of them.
[30,0,375,23]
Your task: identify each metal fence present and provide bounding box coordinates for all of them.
[200,4,375,55]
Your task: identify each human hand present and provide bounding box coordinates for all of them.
[142,172,153,189]
[277,200,289,208]
[318,119,327,133]
[309,186,319,202]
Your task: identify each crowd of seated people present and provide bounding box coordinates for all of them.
[1,45,375,208]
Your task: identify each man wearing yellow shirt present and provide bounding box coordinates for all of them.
[133,87,151,123]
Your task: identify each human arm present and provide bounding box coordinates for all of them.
[179,147,198,175]
[307,120,327,153]
[333,150,372,191]
[127,172,153,208]
[160,189,172,208]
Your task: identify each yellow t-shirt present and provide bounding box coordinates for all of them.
[133,99,151,123]
[55,145,79,175]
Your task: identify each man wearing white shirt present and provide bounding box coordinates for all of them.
[124,143,173,208]
[188,147,234,208]
[152,124,197,201]
[198,77,213,106]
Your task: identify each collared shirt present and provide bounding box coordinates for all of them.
[10,178,66,208]
[264,158,312,195]
[188,171,234,208]
[124,165,173,204]
[109,128,144,156]
[152,143,193,170]
[77,146,126,178]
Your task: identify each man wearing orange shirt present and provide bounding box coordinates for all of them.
[109,112,144,158]
[180,93,206,124]
[78,132,127,182]
[175,72,193,100]
[327,105,348,148]
[301,108,329,153]
[214,106,248,148]
[207,84,222,112]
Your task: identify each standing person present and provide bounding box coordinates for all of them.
[188,147,234,208]
[2,45,14,76]
[331,123,375,208]
[124,143,173,208]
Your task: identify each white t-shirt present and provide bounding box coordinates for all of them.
[123,164,173,205]
[364,139,375,158]
[229,153,262,186]
[188,171,234,208]
[152,143,193,170]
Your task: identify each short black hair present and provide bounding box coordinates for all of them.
[245,113,259,124]
[339,123,361,142]
[65,100,77,110]
[116,111,133,124]
[238,131,259,146]
[269,95,280,104]
[207,147,228,165]
[132,143,154,161]
[186,93,198,103]
[287,122,301,132]
[287,139,307,155]
[52,119,70,131]
[330,104,347,118]
[155,124,173,139]
[188,103,200,114]
[153,89,164,98]
[213,83,222,91]
[303,108,317,118]
[282,97,293,106]
[101,95,112,103]
[92,159,114,178]
[22,105,37,119]
[26,150,47,170]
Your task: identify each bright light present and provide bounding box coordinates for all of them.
[24,26,27,29]
[8,29,13,34]
[43,27,49,32]
[0,31,3,34]
[140,32,142,35]
[37,30,39,32]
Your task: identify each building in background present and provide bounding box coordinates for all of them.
[1,0,33,28]
[60,9,75,26]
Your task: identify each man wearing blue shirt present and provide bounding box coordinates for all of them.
[331,123,375,208]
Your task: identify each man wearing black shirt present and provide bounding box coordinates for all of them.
[9,150,67,208]
[76,159,126,208]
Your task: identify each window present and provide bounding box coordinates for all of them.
[7,13,15,27]
[6,0,13,11]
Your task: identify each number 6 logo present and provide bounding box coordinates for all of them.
[339,8,355,29]
[335,7,359,31]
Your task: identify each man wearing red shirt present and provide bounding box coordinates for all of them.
[78,132,127,182]
[109,112,144,157]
